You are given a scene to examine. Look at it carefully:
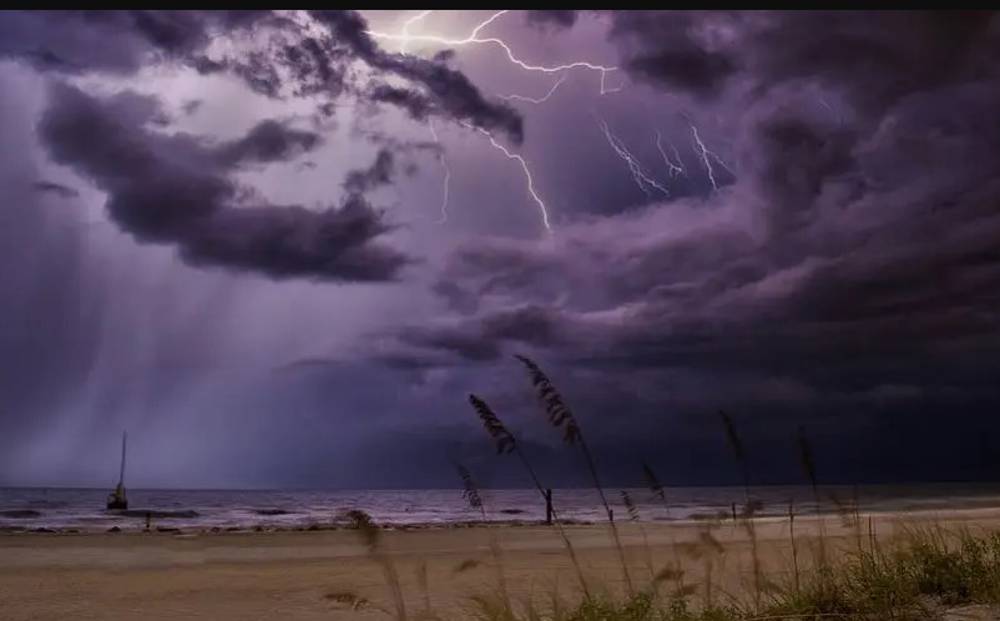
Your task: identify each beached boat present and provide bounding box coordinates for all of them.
[106,431,128,511]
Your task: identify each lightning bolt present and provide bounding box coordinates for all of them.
[500,74,567,105]
[689,124,733,192]
[461,122,551,232]
[599,119,670,198]
[600,70,625,95]
[398,10,433,54]
[366,11,626,233]
[427,120,452,224]
[368,10,588,233]
[655,130,686,178]
[367,11,619,94]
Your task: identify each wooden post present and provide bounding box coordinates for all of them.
[545,488,553,525]
[731,502,737,522]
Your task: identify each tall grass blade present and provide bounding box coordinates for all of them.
[465,392,591,599]
[514,354,634,595]
[342,509,407,621]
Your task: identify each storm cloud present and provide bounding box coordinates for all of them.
[32,180,80,199]
[524,11,579,30]
[355,10,1000,482]
[1,10,523,140]
[38,83,408,282]
[4,11,1000,488]
[309,10,524,142]
[0,10,264,75]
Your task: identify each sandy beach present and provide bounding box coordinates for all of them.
[3,507,1000,620]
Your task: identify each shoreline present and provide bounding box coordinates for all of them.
[7,484,1000,539]
[4,503,1000,538]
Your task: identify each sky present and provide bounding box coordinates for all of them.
[2,10,1000,489]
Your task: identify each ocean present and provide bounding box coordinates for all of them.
[2,483,1000,533]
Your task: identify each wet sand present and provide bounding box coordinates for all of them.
[2,507,1000,620]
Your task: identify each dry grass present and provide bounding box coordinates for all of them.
[718,410,763,609]
[455,462,512,614]
[342,508,408,620]
[515,354,634,594]
[335,355,1000,621]
[467,391,591,598]
[460,526,1000,620]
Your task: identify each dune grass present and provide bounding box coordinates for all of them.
[341,476,1000,621]
[339,355,1000,620]
[457,525,1000,621]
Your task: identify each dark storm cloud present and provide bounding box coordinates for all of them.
[168,8,521,134]
[524,11,579,30]
[356,11,1000,483]
[608,11,741,98]
[180,194,406,281]
[277,35,346,98]
[343,149,395,194]
[355,128,441,159]
[743,112,859,236]
[386,305,567,366]
[38,83,409,282]
[480,305,565,346]
[432,49,457,64]
[124,10,265,55]
[420,119,1000,376]
[10,10,1000,488]
[1,10,523,139]
[309,10,524,143]
[369,84,435,121]
[0,10,327,102]
[609,11,1000,110]
[399,325,502,362]
[215,119,322,167]
[745,12,999,114]
[201,50,286,99]
[0,11,265,75]
[32,180,80,199]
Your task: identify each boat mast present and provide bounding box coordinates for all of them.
[119,431,127,487]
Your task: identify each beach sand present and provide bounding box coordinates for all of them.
[3,507,1000,620]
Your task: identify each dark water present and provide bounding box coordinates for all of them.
[2,483,1000,533]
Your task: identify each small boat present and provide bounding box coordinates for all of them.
[106,431,128,511]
